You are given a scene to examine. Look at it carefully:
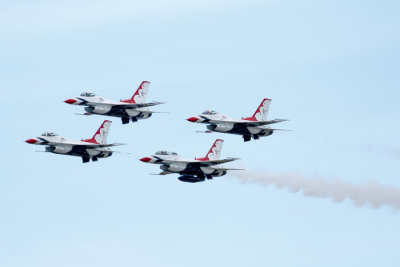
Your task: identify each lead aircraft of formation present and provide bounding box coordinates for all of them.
[186,98,288,142]
[25,120,122,163]
[140,139,242,183]
[64,81,164,124]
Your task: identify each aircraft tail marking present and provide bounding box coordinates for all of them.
[243,98,271,121]
[121,81,150,104]
[82,120,112,144]
[197,139,224,161]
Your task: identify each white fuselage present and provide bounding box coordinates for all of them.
[194,113,273,137]
[143,153,228,179]
[75,96,151,119]
[29,135,112,159]
[64,95,154,125]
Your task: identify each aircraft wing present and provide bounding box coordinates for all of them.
[43,140,124,148]
[198,158,241,166]
[83,143,125,148]
[160,157,240,166]
[117,101,165,109]
[211,118,288,126]
[90,101,165,109]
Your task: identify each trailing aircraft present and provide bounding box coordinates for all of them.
[140,139,241,183]
[186,98,288,142]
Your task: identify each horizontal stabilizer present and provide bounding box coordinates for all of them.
[270,128,292,131]
[215,167,245,171]
[196,130,213,133]
[107,143,126,147]
[140,110,170,114]
[269,118,289,123]
[74,113,93,115]
[150,101,166,105]
[151,171,173,176]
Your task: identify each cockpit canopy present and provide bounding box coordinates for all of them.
[155,150,178,156]
[202,110,218,115]
[80,92,96,97]
[41,132,58,137]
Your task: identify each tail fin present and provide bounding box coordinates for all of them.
[197,139,224,161]
[129,81,150,103]
[243,98,271,121]
[82,120,112,144]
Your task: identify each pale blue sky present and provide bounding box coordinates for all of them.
[1,0,399,266]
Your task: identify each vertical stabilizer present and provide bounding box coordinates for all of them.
[197,139,224,161]
[120,81,150,104]
[243,98,271,121]
[82,120,112,144]
[131,81,150,103]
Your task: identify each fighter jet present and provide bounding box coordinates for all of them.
[25,120,122,163]
[64,81,165,124]
[140,139,242,183]
[186,98,288,142]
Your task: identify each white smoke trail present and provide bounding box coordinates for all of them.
[232,170,400,209]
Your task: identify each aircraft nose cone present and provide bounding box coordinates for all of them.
[187,117,199,122]
[25,138,38,144]
[140,157,152,163]
[64,98,77,104]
